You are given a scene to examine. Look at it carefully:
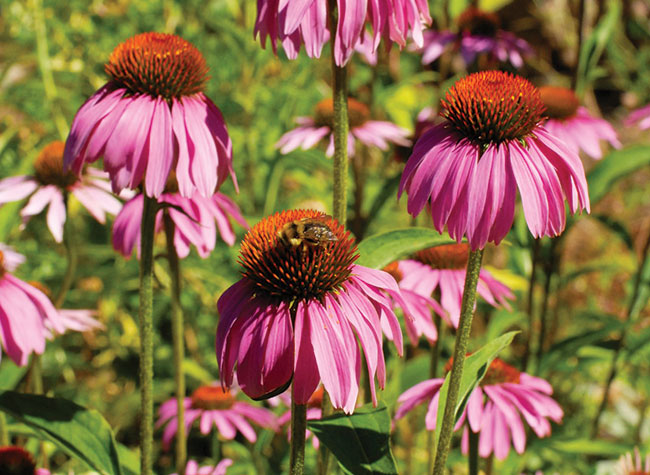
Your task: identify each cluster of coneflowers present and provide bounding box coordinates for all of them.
[0,1,648,474]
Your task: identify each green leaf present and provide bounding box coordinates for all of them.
[575,0,621,96]
[590,214,635,251]
[587,145,650,205]
[356,228,455,269]
[629,250,650,322]
[0,391,123,475]
[433,331,519,454]
[546,437,630,456]
[538,314,625,372]
[308,403,398,475]
[0,359,29,390]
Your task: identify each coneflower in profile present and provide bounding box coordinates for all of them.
[216,209,405,413]
[276,98,410,157]
[64,33,236,198]
[399,71,590,250]
[0,141,122,242]
[539,86,620,160]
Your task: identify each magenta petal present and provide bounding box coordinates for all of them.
[144,98,174,197]
[293,301,322,405]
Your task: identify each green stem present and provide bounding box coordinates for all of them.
[534,247,554,374]
[0,412,8,445]
[32,0,68,139]
[54,193,77,309]
[468,430,479,475]
[432,249,484,475]
[139,195,158,475]
[163,214,186,475]
[329,0,349,226]
[289,386,308,475]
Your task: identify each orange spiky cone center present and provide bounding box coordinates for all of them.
[539,86,580,120]
[414,243,469,270]
[0,250,5,277]
[457,7,500,37]
[239,209,358,303]
[34,141,78,188]
[441,71,545,145]
[0,446,37,475]
[105,32,209,99]
[190,385,235,410]
[314,98,370,129]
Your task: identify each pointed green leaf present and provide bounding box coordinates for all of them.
[308,403,397,475]
[356,228,455,269]
[0,391,123,475]
[433,331,519,453]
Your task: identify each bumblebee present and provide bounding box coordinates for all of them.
[277,217,338,249]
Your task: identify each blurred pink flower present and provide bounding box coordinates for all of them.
[55,309,105,333]
[382,261,444,345]
[64,33,236,199]
[419,7,532,68]
[255,0,431,66]
[112,177,247,259]
[216,210,405,413]
[0,446,51,475]
[399,71,590,250]
[173,459,233,475]
[395,358,563,461]
[0,141,122,243]
[402,244,512,327]
[616,447,650,475]
[624,103,650,130]
[539,86,620,160]
[156,385,276,451]
[276,98,410,157]
[0,245,64,366]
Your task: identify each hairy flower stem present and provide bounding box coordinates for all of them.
[433,249,484,475]
[164,214,187,475]
[468,430,479,475]
[290,388,308,475]
[592,232,650,437]
[54,193,77,309]
[139,195,158,475]
[329,0,349,226]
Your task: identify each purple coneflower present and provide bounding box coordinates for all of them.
[255,0,431,66]
[539,86,621,160]
[395,358,563,460]
[173,459,233,475]
[0,141,122,243]
[616,447,650,475]
[0,245,64,366]
[276,98,410,157]
[393,244,513,328]
[399,70,590,250]
[625,103,650,130]
[216,209,406,413]
[112,174,247,259]
[419,7,532,68]
[64,33,236,198]
[156,385,276,451]
[0,446,51,475]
